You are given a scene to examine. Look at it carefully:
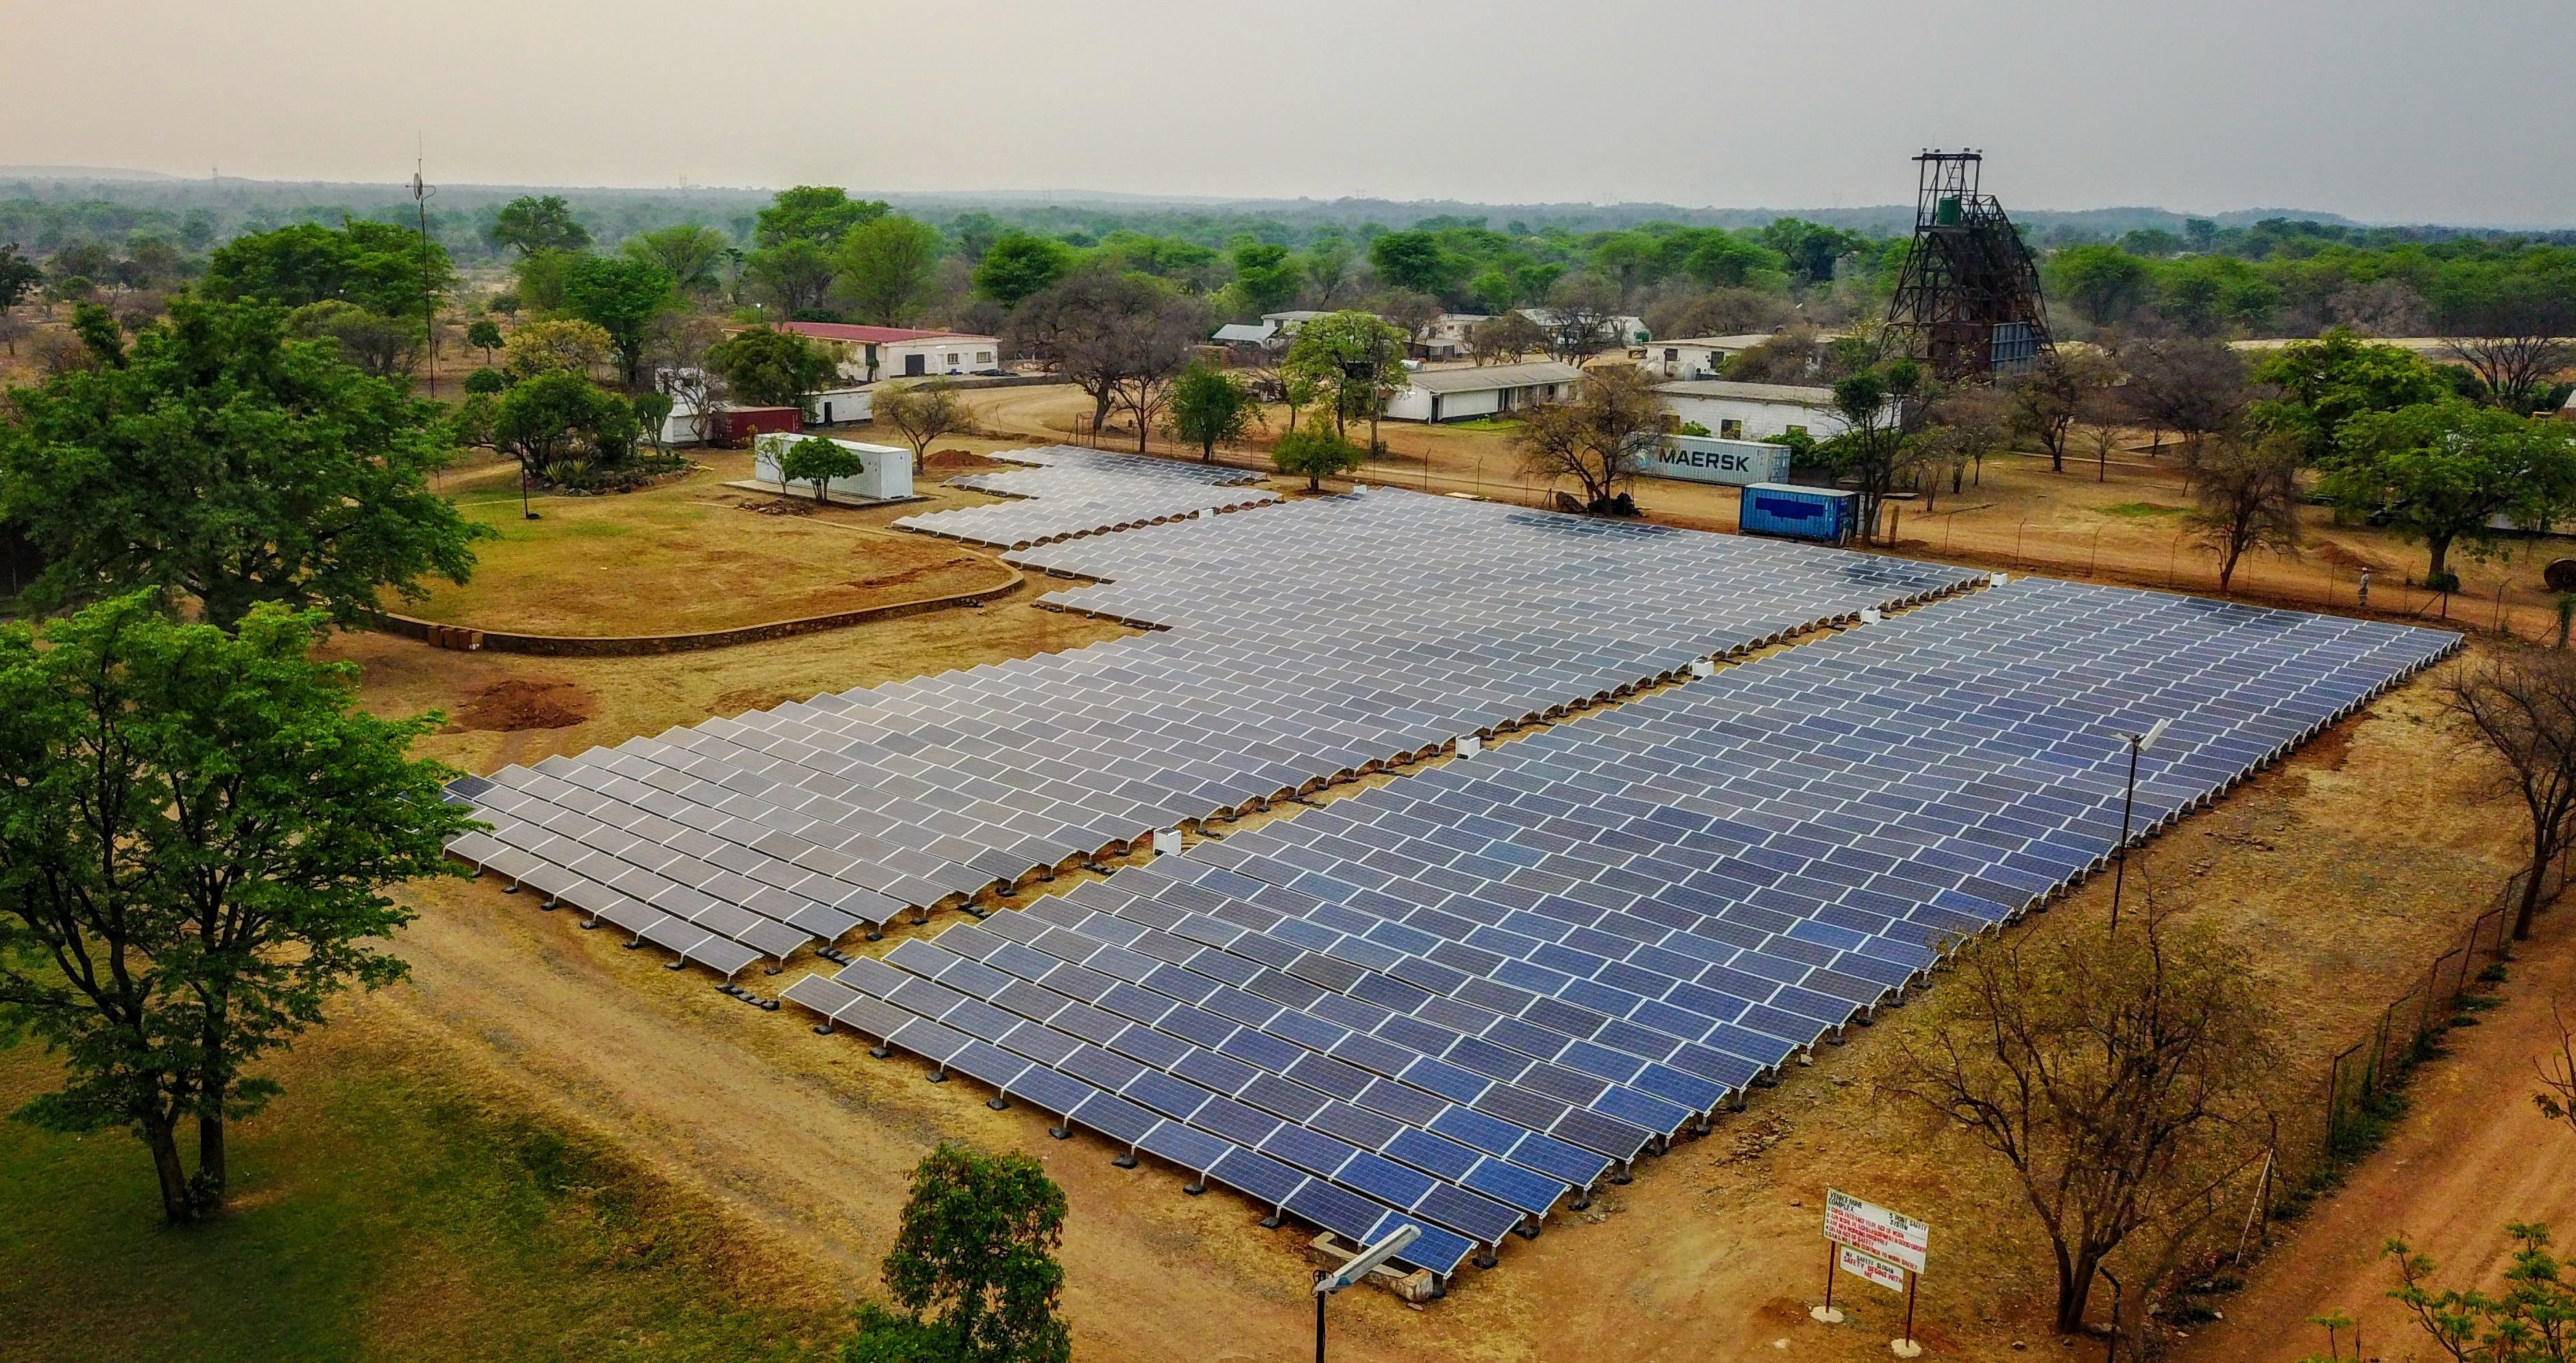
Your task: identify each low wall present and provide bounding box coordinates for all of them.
[372,574,1026,657]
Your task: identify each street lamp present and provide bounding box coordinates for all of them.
[1313,1223,1419,1363]
[2108,717,2171,931]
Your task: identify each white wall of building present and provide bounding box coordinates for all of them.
[811,387,873,427]
[1661,391,1851,443]
[880,336,1000,380]
[752,432,914,502]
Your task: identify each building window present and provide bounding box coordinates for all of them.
[945,353,960,365]
[1720,419,1743,440]
[977,351,994,365]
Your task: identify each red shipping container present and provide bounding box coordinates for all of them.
[714,406,803,445]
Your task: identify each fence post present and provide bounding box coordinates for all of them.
[2324,1053,2343,1149]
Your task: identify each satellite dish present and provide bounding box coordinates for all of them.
[2547,559,2576,593]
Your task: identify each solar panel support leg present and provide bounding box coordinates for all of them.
[1512,1220,1540,1242]
[1475,1244,1499,1268]
[1609,1162,1632,1186]
[926,1067,947,1083]
[864,926,883,942]
[910,911,929,926]
[1113,1148,1137,1168]
[1182,1175,1206,1195]
[868,1041,892,1059]
[986,1094,1010,1109]
[1260,1207,1284,1229]
[539,898,556,912]
[1048,1120,1071,1140]
[813,1022,834,1036]
[1570,1187,1592,1211]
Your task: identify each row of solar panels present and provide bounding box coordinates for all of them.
[444,493,1986,974]
[892,445,1279,550]
[766,577,2453,1281]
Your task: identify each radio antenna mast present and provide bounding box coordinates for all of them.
[411,136,439,388]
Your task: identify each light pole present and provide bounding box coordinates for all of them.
[2109,717,2170,932]
[1314,1223,1420,1363]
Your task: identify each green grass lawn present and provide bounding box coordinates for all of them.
[2097,501,2193,518]
[0,1032,842,1363]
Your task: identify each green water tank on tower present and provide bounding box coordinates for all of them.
[1935,195,1963,225]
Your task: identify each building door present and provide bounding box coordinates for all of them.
[903,353,926,376]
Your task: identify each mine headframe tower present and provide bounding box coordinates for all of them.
[1882,149,2055,383]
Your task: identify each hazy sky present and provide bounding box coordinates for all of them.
[8,0,2571,224]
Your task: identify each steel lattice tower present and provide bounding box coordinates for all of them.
[1882,151,2055,382]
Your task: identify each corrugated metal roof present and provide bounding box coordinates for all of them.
[1403,360,1586,394]
[1655,334,1777,350]
[1212,322,1277,343]
[756,322,997,345]
[1657,378,1836,404]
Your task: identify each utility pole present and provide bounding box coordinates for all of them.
[411,140,438,390]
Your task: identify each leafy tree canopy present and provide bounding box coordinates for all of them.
[0,593,473,1221]
[2322,400,2576,585]
[620,223,729,294]
[559,255,677,390]
[973,233,1078,309]
[849,1144,1071,1363]
[202,219,454,317]
[835,215,947,327]
[2253,327,2454,463]
[0,297,486,628]
[705,326,838,411]
[487,194,592,256]
[756,186,888,249]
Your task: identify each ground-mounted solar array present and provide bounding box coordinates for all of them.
[890,445,1280,549]
[437,477,2458,1286]
[769,578,2454,1281]
[442,491,1984,978]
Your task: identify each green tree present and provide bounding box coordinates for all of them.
[2252,328,2453,465]
[2323,401,2576,587]
[705,325,838,412]
[202,220,454,317]
[835,216,946,326]
[491,370,637,480]
[778,435,862,502]
[1281,309,1409,440]
[284,298,425,381]
[620,223,729,295]
[744,239,839,319]
[0,298,485,628]
[2047,243,2154,327]
[487,195,592,256]
[1228,239,1302,315]
[561,255,677,391]
[756,186,887,249]
[1816,359,1928,544]
[463,367,507,397]
[0,243,47,311]
[1163,360,1256,461]
[1271,416,1365,492]
[631,390,674,454]
[844,1144,1070,1363]
[0,593,473,1222]
[973,233,1077,309]
[1369,231,1465,299]
[1755,217,1872,284]
[511,246,581,312]
[2384,1223,2575,1362]
[465,317,504,363]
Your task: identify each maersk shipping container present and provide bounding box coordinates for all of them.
[1737,483,1858,545]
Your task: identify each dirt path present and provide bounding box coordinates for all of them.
[2171,907,2576,1363]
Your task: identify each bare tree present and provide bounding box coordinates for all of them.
[1513,365,1662,511]
[1534,275,1627,367]
[1469,312,1546,366]
[2113,334,2250,464]
[2435,286,2576,414]
[2004,349,2117,474]
[1923,385,2013,498]
[2441,648,2576,940]
[1007,268,1206,446]
[1376,288,1442,353]
[2185,432,2303,593]
[875,380,969,474]
[2537,1001,2576,1135]
[1873,892,2281,1340]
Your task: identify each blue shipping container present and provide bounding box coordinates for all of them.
[1738,483,1858,544]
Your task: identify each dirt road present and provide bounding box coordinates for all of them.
[2171,907,2576,1363]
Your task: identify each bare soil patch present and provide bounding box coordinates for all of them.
[921,447,1007,473]
[448,677,594,732]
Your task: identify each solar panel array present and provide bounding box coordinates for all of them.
[441,491,1984,977]
[777,577,2455,1280]
[892,445,1280,549]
